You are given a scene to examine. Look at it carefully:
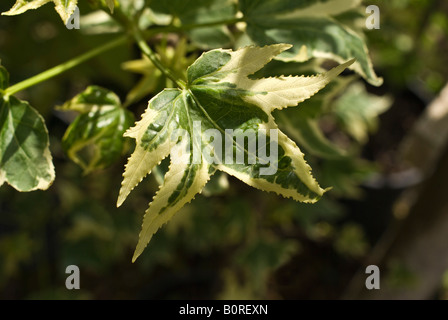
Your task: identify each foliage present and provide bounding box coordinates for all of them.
[0,0,396,299]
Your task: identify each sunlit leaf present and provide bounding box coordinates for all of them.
[2,0,78,24]
[118,44,354,261]
[0,64,55,192]
[0,97,55,191]
[121,38,196,105]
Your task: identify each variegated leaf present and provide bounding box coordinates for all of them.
[118,44,354,261]
[2,0,78,24]
[1,65,55,191]
[59,86,135,174]
[239,0,383,86]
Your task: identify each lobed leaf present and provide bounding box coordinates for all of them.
[121,38,195,105]
[119,44,354,261]
[59,86,134,174]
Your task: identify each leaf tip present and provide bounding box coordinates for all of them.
[344,58,357,69]
[116,188,128,207]
[131,253,139,263]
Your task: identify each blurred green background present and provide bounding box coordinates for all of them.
[1,0,448,300]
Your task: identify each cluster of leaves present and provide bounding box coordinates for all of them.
[0,0,391,266]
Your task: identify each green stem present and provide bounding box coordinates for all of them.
[132,25,186,89]
[133,17,244,89]
[4,36,127,97]
[3,16,244,97]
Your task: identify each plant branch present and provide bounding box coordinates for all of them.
[2,15,244,97]
[4,36,127,97]
[131,24,186,89]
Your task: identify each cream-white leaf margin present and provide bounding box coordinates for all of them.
[116,106,173,208]
[2,0,78,24]
[119,44,355,261]
[217,44,356,113]
[132,149,210,262]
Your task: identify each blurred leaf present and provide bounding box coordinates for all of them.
[80,10,122,35]
[333,82,393,144]
[277,115,346,159]
[60,86,134,174]
[0,233,34,277]
[274,75,357,159]
[149,0,236,49]
[118,44,353,262]
[239,0,383,86]
[232,236,299,297]
[58,85,122,113]
[105,0,115,13]
[334,223,369,258]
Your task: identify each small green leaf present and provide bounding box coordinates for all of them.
[274,74,357,159]
[0,96,55,191]
[118,44,354,261]
[319,157,377,198]
[80,10,122,35]
[60,86,134,174]
[277,114,346,159]
[121,38,195,104]
[105,0,115,13]
[2,0,78,24]
[333,82,393,144]
[58,85,121,113]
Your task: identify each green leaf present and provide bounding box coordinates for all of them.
[80,10,122,35]
[239,0,383,86]
[319,157,377,199]
[333,82,393,144]
[58,85,122,113]
[0,96,55,191]
[2,0,78,24]
[274,73,357,159]
[277,114,346,159]
[105,0,115,13]
[118,44,354,261]
[149,0,236,49]
[121,38,196,105]
[59,86,134,174]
